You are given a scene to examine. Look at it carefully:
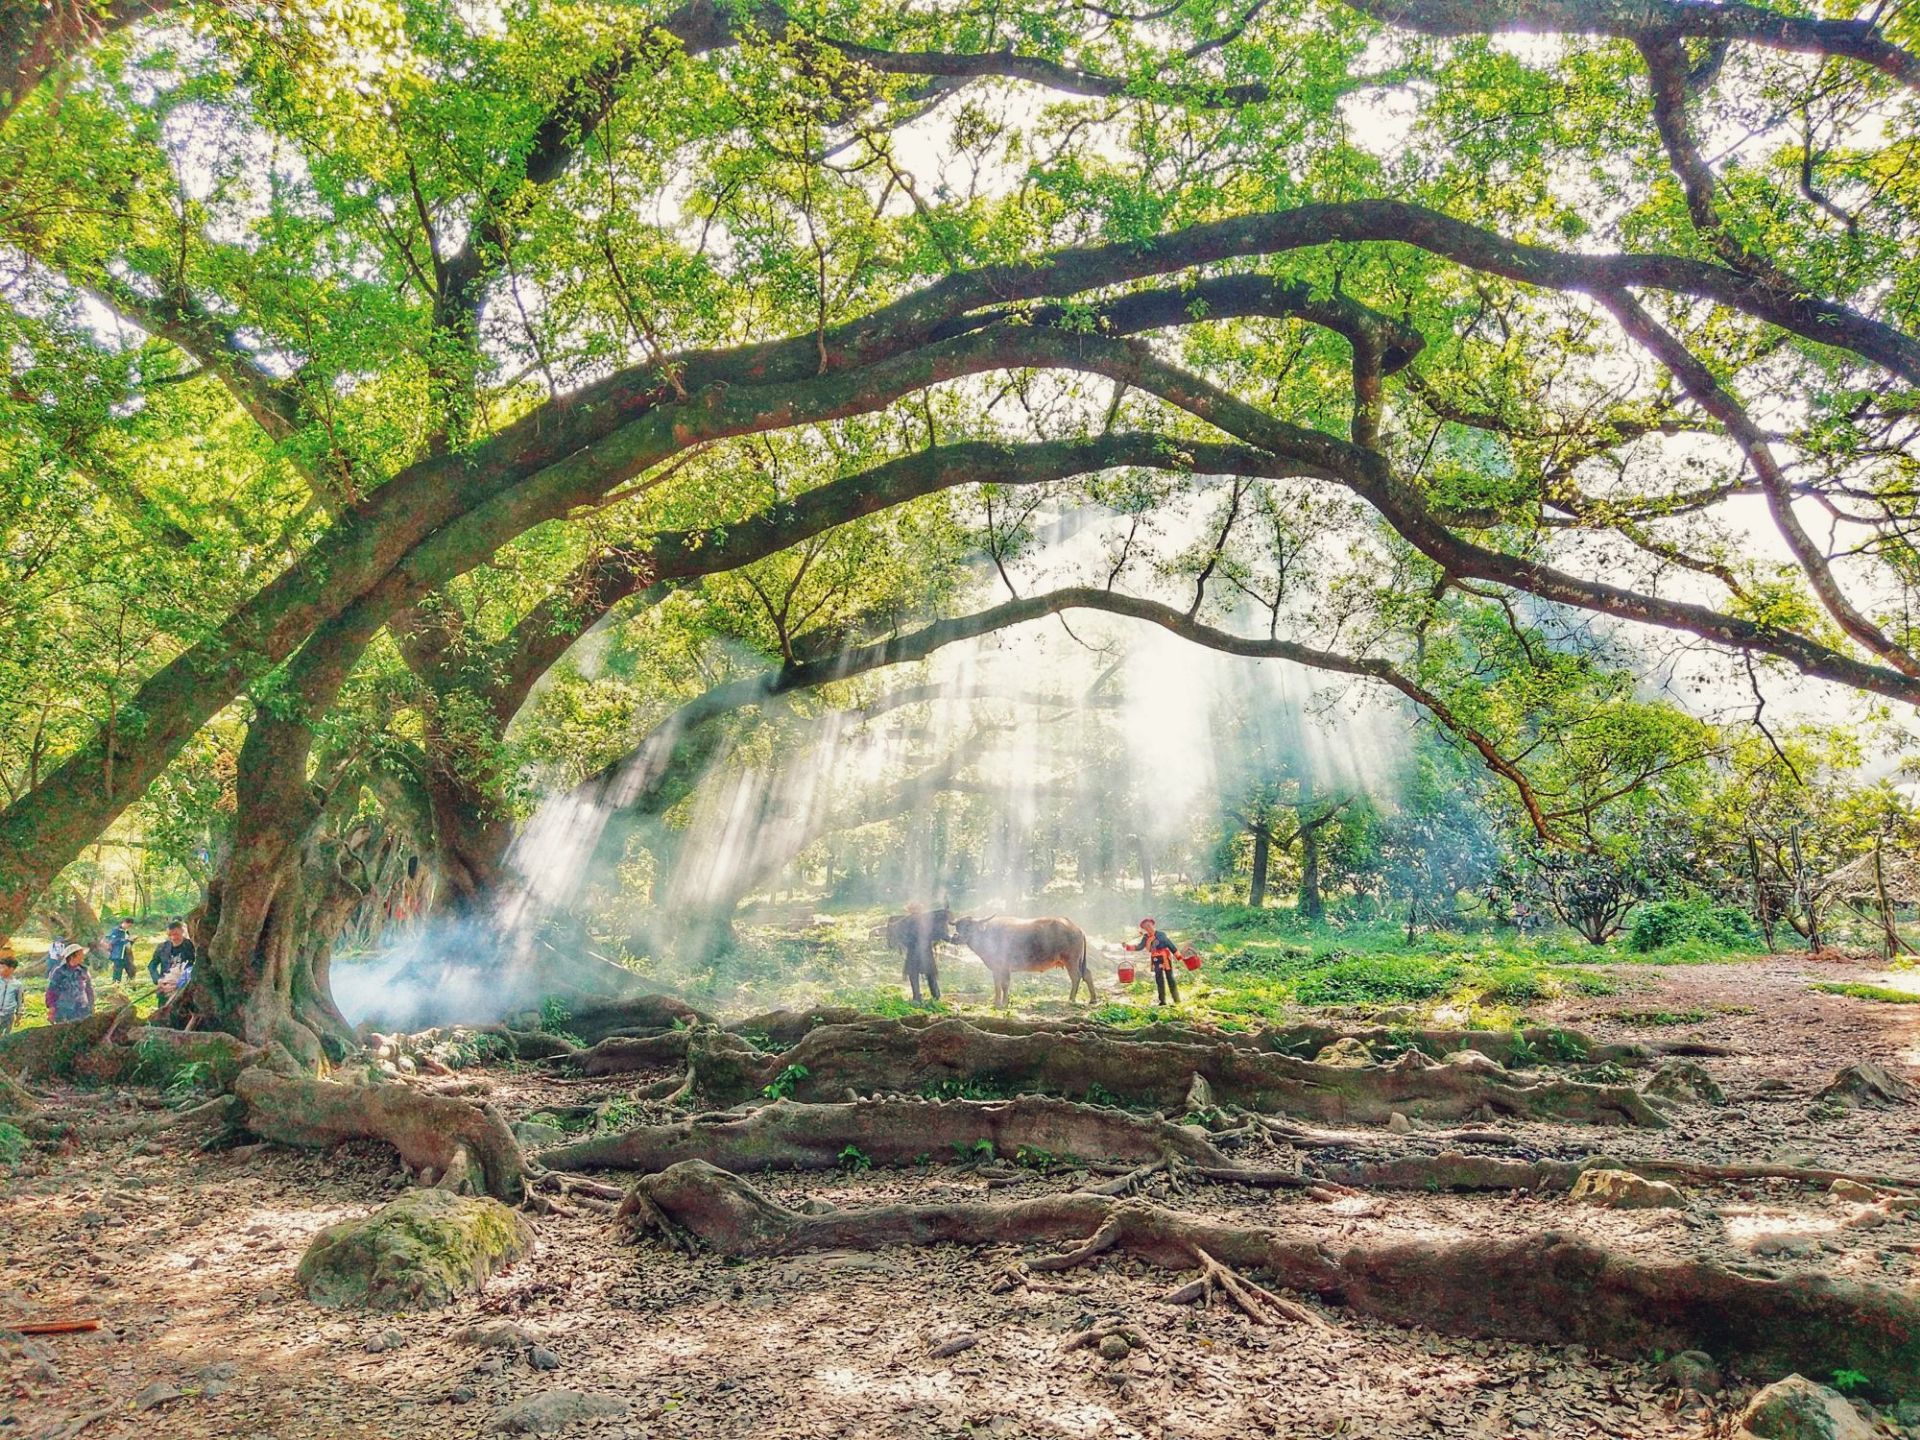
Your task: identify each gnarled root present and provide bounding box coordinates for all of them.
[555,994,717,1046]
[680,1018,1666,1127]
[233,1067,525,1202]
[626,1160,1920,1390]
[552,1031,694,1078]
[540,1095,1240,1175]
[1164,1246,1328,1328]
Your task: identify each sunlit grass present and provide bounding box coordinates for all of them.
[1813,982,1920,1005]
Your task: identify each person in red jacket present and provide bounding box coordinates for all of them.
[1124,918,1181,1006]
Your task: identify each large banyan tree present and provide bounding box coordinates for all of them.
[2,0,1918,1053]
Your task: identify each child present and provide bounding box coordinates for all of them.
[0,950,22,1037]
[1124,917,1182,1006]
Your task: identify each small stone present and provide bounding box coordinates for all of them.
[1738,1373,1874,1439]
[1096,1333,1131,1362]
[455,1321,535,1350]
[1183,1074,1215,1111]
[1313,1038,1375,1068]
[133,1381,184,1411]
[1656,1350,1722,1395]
[365,1327,406,1354]
[202,1378,231,1398]
[1642,1059,1726,1107]
[449,1384,479,1404]
[1829,1179,1888,1204]
[1816,1063,1913,1111]
[1751,1234,1816,1259]
[528,1346,561,1371]
[1441,1049,1505,1075]
[198,1362,238,1382]
[1387,1111,1412,1134]
[475,1354,508,1376]
[485,1390,631,1434]
[1569,1167,1685,1211]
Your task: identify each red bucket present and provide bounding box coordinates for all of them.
[1180,951,1201,972]
[1117,962,1136,984]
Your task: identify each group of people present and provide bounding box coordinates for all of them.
[0,919,199,1034]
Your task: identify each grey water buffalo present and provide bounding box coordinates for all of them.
[949,915,1096,1007]
[883,905,953,1004]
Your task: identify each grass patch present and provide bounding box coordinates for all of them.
[1605,1009,1709,1027]
[1813,982,1920,1004]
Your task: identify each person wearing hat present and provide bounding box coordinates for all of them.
[46,942,96,1024]
[0,948,23,1037]
[107,918,137,984]
[149,920,195,987]
[1124,917,1182,1006]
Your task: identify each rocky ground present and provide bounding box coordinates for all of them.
[6,954,1920,1440]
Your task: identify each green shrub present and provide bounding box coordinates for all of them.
[0,1121,24,1167]
[1626,900,1759,954]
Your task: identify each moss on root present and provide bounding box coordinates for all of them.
[296,1188,534,1311]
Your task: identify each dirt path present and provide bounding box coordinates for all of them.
[6,957,1920,1440]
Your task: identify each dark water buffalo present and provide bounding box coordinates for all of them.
[950,915,1095,1007]
[883,905,953,1003]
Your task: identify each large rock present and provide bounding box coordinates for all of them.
[1642,1059,1725,1106]
[1312,1038,1374,1068]
[1737,1375,1874,1440]
[1569,1167,1685,1211]
[486,1390,631,1434]
[297,1188,534,1311]
[1816,1062,1912,1110]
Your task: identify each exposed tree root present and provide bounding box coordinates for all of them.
[540,1095,1240,1174]
[676,1019,1667,1127]
[625,1160,1920,1389]
[554,995,717,1046]
[537,1091,1919,1203]
[232,1067,525,1202]
[553,1031,695,1077]
[0,1006,132,1082]
[1164,1246,1329,1328]
[729,1009,1727,1066]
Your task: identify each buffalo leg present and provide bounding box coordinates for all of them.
[906,960,922,1004]
[926,956,940,1002]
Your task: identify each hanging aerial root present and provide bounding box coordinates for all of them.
[677,1018,1667,1127]
[233,1067,525,1202]
[625,1160,1920,1390]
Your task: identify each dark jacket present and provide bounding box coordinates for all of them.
[151,937,196,976]
[108,925,133,960]
[47,962,96,1022]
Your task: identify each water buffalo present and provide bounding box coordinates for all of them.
[883,905,952,1003]
[950,915,1096,1007]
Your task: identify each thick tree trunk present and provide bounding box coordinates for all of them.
[1297,826,1323,922]
[423,756,515,919]
[1248,826,1269,908]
